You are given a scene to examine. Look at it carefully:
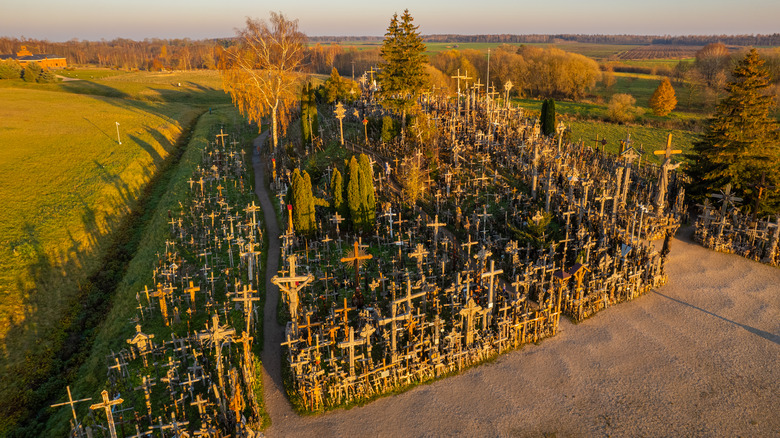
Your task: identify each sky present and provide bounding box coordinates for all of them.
[2,0,779,41]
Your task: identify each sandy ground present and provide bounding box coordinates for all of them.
[255,139,780,437]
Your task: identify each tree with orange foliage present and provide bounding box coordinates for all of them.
[649,77,678,116]
[218,13,306,151]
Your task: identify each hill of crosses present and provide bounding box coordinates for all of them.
[57,75,692,438]
[271,82,686,414]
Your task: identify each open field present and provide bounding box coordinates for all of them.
[0,70,231,434]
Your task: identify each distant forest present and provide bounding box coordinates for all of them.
[312,34,780,46]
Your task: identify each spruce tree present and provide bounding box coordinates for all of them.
[347,156,362,228]
[689,49,780,213]
[649,78,677,116]
[378,9,428,141]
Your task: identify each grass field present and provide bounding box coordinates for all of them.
[0,69,231,434]
[39,106,264,436]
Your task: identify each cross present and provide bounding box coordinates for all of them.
[330,212,345,235]
[750,172,776,220]
[341,240,373,293]
[89,390,124,438]
[334,102,346,145]
[461,234,477,258]
[271,255,314,329]
[396,277,426,314]
[183,281,200,313]
[50,386,91,435]
[459,298,482,346]
[653,133,683,212]
[232,284,260,334]
[196,314,235,390]
[426,215,446,243]
[215,129,228,147]
[481,260,504,309]
[338,326,365,376]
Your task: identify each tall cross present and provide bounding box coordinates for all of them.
[481,260,504,309]
[341,241,373,292]
[653,133,682,212]
[338,326,365,376]
[426,215,446,243]
[89,390,124,438]
[51,386,91,436]
[271,255,314,328]
[232,284,260,334]
[459,298,483,346]
[408,243,429,272]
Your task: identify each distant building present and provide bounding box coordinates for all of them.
[0,46,67,69]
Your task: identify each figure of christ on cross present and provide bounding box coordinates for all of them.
[653,133,682,213]
[271,255,314,333]
[341,241,373,308]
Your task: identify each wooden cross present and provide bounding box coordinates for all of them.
[408,243,429,272]
[50,386,91,434]
[126,324,155,366]
[461,234,477,258]
[333,297,355,333]
[459,298,483,346]
[232,284,260,334]
[330,212,345,235]
[271,255,314,328]
[183,281,200,313]
[338,327,365,376]
[341,241,373,292]
[653,133,683,211]
[89,390,124,438]
[197,314,235,390]
[426,215,446,242]
[215,129,228,147]
[481,260,504,309]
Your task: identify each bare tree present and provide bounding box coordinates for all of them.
[219,12,306,151]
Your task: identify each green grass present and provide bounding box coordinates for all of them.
[0,69,232,435]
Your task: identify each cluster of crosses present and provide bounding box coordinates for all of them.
[51,129,264,437]
[268,74,688,412]
[694,180,780,266]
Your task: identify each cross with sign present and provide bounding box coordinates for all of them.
[334,102,346,145]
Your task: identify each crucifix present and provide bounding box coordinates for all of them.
[653,134,682,213]
[232,284,260,334]
[89,390,124,438]
[459,298,483,346]
[271,255,314,331]
[197,314,235,390]
[51,386,91,438]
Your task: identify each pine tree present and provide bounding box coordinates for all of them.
[649,78,677,116]
[347,156,362,228]
[539,99,548,134]
[330,168,345,216]
[378,9,428,142]
[689,49,780,213]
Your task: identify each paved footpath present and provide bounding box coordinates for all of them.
[255,137,780,436]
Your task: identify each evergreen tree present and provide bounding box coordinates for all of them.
[378,9,428,141]
[330,168,345,216]
[539,99,548,134]
[689,49,780,213]
[22,62,42,82]
[541,99,556,136]
[291,169,316,234]
[358,154,376,229]
[324,67,359,104]
[649,78,678,116]
[302,170,316,234]
[347,156,362,228]
[301,83,312,144]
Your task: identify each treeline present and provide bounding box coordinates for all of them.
[0,37,227,70]
[427,45,601,100]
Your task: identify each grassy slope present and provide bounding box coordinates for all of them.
[0,70,230,434]
[40,106,260,436]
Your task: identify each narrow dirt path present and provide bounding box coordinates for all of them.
[252,135,297,430]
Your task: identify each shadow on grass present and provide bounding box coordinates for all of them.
[0,109,206,437]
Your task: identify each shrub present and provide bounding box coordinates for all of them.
[608,93,644,123]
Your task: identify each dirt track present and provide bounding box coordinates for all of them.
[254,138,780,437]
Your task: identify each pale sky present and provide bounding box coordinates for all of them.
[3,0,778,41]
